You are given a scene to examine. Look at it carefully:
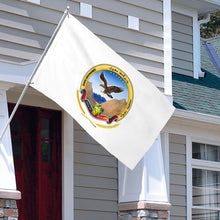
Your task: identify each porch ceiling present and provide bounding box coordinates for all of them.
[172,0,220,16]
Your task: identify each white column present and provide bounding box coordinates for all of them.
[0,87,16,190]
[163,0,172,97]
[119,135,168,203]
[193,11,201,79]
[62,111,74,220]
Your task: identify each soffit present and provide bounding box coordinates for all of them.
[172,0,220,16]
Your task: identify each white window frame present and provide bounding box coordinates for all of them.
[188,138,220,220]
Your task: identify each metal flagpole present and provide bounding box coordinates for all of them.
[0,6,70,142]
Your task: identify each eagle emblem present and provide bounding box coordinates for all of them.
[100,72,124,98]
[78,64,133,128]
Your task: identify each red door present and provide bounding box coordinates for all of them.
[9,104,62,220]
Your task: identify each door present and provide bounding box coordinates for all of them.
[9,104,62,220]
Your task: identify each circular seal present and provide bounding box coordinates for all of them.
[78,64,133,127]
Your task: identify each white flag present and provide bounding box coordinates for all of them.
[31,13,174,169]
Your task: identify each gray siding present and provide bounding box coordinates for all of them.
[169,134,187,220]
[0,0,164,90]
[74,121,118,220]
[172,12,193,77]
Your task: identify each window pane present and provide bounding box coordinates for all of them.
[41,141,52,162]
[12,138,22,159]
[192,142,220,162]
[193,169,220,208]
[207,170,220,207]
[192,209,220,219]
[193,169,207,206]
[41,118,50,139]
[207,145,220,162]
[11,118,21,136]
[193,169,206,187]
[192,143,205,160]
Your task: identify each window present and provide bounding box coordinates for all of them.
[41,118,53,162]
[192,142,220,219]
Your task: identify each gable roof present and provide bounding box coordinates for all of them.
[172,37,220,117]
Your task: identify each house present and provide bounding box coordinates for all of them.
[0,0,219,220]
[169,34,220,219]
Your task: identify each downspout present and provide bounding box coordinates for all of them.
[198,13,211,77]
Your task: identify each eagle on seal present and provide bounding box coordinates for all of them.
[99,72,124,99]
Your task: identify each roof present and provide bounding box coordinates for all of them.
[172,37,220,117]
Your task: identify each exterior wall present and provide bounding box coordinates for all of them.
[172,12,193,77]
[169,134,186,220]
[0,0,164,90]
[74,121,118,220]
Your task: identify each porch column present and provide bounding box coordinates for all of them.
[118,135,171,219]
[0,83,21,220]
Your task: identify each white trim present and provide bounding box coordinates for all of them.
[62,112,74,220]
[163,0,172,96]
[186,135,192,220]
[27,0,40,4]
[173,109,220,125]
[198,13,211,25]
[161,132,170,200]
[192,11,201,79]
[172,0,220,13]
[203,0,220,6]
[192,205,220,211]
[163,127,190,137]
[127,16,139,31]
[161,132,170,219]
[0,90,16,190]
[0,61,36,85]
[192,136,220,146]
[192,159,220,172]
[189,139,220,219]
[80,2,92,18]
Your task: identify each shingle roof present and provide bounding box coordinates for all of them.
[172,37,220,117]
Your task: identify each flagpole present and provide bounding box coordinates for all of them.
[0,7,70,142]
